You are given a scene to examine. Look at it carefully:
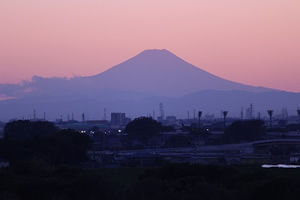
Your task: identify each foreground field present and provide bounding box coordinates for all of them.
[0,162,300,200]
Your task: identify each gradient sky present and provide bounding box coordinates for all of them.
[1,0,299,92]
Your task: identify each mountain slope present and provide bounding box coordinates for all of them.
[84,49,271,96]
[0,49,272,99]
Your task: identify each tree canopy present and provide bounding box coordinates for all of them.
[125,117,161,142]
[4,120,57,141]
[1,120,91,165]
[223,120,265,143]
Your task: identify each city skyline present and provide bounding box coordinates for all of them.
[1,0,300,92]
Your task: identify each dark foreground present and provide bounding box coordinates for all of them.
[0,163,300,200]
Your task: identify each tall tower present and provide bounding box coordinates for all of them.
[297,108,300,129]
[82,113,85,123]
[222,110,228,130]
[267,110,274,129]
[281,108,288,120]
[198,111,202,128]
[159,103,164,120]
[241,107,244,120]
[249,104,253,119]
[33,109,36,120]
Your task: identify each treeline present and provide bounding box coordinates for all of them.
[123,117,266,148]
[0,163,300,199]
[0,120,91,166]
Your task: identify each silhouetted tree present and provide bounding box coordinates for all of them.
[4,120,57,141]
[43,129,92,165]
[125,117,161,144]
[1,121,91,165]
[224,120,265,143]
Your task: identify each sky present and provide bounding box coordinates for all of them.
[0,0,300,92]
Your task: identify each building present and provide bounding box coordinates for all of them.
[111,113,126,126]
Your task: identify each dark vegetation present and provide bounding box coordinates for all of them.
[0,120,91,166]
[0,163,300,199]
[125,117,161,140]
[124,117,162,147]
[223,120,265,143]
[0,119,299,199]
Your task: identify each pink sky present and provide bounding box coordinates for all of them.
[0,0,299,92]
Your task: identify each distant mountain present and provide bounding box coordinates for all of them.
[0,49,299,121]
[85,49,272,96]
[0,49,272,99]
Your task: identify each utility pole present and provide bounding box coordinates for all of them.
[297,109,300,130]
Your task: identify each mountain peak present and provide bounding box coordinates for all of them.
[136,49,177,59]
[87,48,271,96]
[140,48,169,53]
[124,49,185,68]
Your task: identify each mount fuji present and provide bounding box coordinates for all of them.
[0,49,299,121]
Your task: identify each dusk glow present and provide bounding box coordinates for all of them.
[1,0,299,92]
